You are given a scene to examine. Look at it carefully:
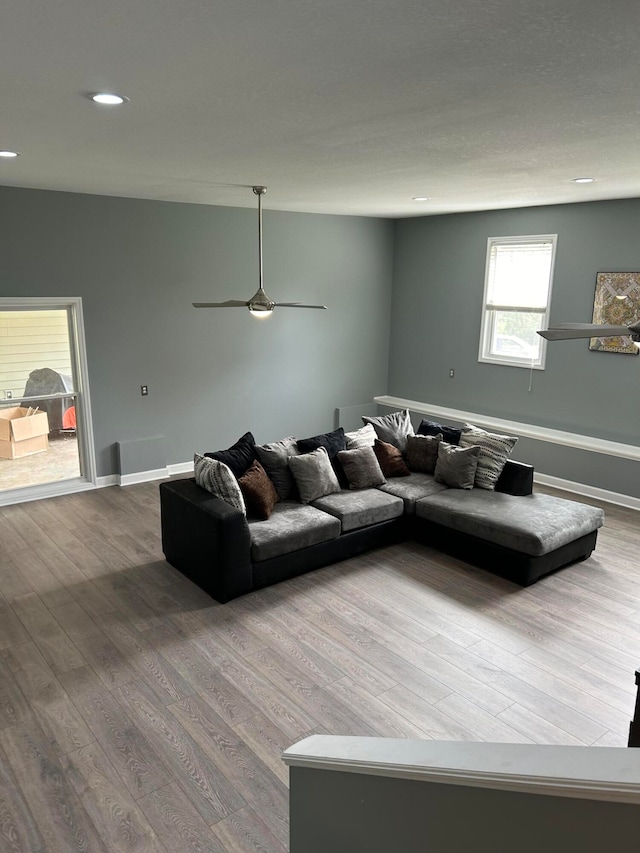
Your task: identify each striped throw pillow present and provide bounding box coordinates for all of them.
[459,424,518,490]
[194,453,246,513]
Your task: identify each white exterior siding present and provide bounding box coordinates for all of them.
[0,310,73,401]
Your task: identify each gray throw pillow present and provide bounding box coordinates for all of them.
[337,446,386,490]
[362,409,414,453]
[255,436,300,500]
[194,453,246,513]
[434,443,480,490]
[405,433,443,474]
[288,446,342,504]
[459,423,518,490]
[344,423,377,449]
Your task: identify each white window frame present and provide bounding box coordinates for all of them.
[478,234,557,370]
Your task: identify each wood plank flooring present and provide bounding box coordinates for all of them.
[0,479,637,851]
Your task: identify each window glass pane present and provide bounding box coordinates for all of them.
[487,242,553,309]
[490,310,544,359]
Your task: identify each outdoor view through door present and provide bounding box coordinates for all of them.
[0,300,95,502]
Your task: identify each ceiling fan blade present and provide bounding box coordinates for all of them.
[274,302,328,309]
[192,300,249,308]
[538,323,632,340]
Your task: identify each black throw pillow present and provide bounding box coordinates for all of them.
[205,431,256,478]
[296,427,346,460]
[417,418,462,446]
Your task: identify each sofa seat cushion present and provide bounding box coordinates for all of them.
[249,500,340,562]
[415,490,604,556]
[312,489,404,533]
[378,472,449,513]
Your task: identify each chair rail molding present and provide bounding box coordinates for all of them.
[374,395,640,463]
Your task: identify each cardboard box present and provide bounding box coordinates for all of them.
[0,407,50,459]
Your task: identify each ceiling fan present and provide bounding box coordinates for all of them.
[538,321,640,344]
[193,186,327,317]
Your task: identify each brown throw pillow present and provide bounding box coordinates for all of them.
[373,439,411,478]
[405,433,443,474]
[237,460,278,520]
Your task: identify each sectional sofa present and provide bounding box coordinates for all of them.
[159,417,604,603]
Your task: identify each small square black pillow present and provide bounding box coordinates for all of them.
[296,427,346,460]
[417,419,462,446]
[205,431,256,478]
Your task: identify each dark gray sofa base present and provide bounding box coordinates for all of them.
[410,517,598,587]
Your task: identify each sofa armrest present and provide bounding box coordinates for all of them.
[159,478,253,603]
[495,459,534,496]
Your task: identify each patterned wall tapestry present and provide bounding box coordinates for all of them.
[589,272,640,355]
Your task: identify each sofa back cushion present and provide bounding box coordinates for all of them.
[288,446,342,504]
[194,453,246,513]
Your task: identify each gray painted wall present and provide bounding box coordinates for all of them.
[290,767,639,853]
[389,198,640,495]
[0,186,394,477]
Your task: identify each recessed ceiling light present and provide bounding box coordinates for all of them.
[572,177,594,184]
[90,93,128,105]
[412,196,430,201]
[0,150,19,158]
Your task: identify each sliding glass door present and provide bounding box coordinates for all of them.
[0,297,96,504]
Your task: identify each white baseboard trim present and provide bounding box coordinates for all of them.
[99,460,195,489]
[0,479,97,506]
[168,461,194,476]
[117,467,169,487]
[96,475,118,488]
[534,473,640,512]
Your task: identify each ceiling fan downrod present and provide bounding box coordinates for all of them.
[248,186,274,316]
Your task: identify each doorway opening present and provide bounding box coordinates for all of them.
[0,297,96,505]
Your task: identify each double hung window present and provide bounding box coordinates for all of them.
[478,235,557,369]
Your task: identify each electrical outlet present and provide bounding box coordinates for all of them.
[140,385,148,396]
[5,390,13,399]
[448,369,455,379]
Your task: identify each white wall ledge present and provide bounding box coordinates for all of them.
[283,735,640,804]
[374,395,640,462]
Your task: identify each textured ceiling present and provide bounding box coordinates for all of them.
[1,0,639,217]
